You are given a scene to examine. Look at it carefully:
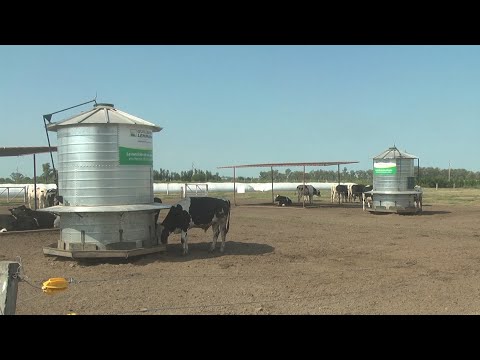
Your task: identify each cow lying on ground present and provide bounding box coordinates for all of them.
[274,195,293,206]
[156,197,231,255]
[9,205,58,230]
[0,214,16,232]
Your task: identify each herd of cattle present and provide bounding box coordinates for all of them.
[0,185,60,233]
[274,184,374,207]
[1,182,375,256]
[0,184,231,256]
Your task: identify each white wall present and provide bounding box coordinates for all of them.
[0,182,358,198]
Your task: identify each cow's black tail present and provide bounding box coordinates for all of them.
[225,200,231,234]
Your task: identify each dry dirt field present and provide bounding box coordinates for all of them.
[2,194,480,315]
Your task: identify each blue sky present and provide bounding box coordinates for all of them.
[1,45,480,179]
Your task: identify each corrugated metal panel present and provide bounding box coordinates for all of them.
[59,212,158,250]
[56,124,155,206]
[373,158,415,192]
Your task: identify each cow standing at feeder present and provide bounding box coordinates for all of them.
[156,197,231,255]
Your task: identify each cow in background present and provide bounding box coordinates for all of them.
[331,184,349,203]
[296,185,319,204]
[414,185,423,209]
[45,188,58,207]
[28,184,47,209]
[274,195,293,206]
[362,185,374,208]
[156,197,231,255]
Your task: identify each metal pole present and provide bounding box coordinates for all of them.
[233,167,236,206]
[33,154,37,210]
[337,164,340,204]
[302,165,306,208]
[271,167,274,204]
[448,160,450,182]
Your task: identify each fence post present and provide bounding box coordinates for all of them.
[0,261,20,315]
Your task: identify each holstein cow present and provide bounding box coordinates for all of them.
[45,188,58,207]
[0,214,17,232]
[9,205,57,230]
[331,184,349,203]
[362,185,374,208]
[274,195,293,206]
[1,211,38,231]
[351,184,366,202]
[156,197,231,255]
[28,184,48,209]
[296,185,319,204]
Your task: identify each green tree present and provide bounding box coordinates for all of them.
[42,163,53,183]
[10,172,25,183]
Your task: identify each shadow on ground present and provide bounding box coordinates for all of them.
[63,241,274,266]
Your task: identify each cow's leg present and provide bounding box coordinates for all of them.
[219,226,227,253]
[181,231,189,255]
[210,223,220,252]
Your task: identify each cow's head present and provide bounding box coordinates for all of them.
[8,205,31,218]
[155,224,170,244]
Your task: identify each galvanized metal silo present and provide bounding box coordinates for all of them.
[41,103,170,258]
[367,146,422,214]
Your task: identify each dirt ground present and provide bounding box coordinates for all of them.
[2,197,480,315]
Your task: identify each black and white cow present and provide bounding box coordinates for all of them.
[0,214,16,232]
[9,205,57,230]
[296,185,319,204]
[45,188,57,207]
[274,195,293,206]
[331,184,349,203]
[1,211,38,231]
[156,197,231,255]
[362,185,374,208]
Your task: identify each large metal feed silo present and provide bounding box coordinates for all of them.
[367,145,422,214]
[42,103,170,258]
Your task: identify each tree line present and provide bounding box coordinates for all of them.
[2,164,480,188]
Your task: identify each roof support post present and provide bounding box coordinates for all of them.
[271,167,274,204]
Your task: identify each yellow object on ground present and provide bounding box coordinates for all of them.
[42,277,69,294]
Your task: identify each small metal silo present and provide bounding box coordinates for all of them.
[367,145,422,214]
[41,103,170,258]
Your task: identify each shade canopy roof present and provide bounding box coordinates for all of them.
[0,146,57,157]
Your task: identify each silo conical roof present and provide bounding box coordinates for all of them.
[47,103,162,132]
[373,146,418,160]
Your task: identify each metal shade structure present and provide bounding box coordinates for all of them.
[218,161,359,206]
[0,146,57,157]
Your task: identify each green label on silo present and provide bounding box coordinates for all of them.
[374,162,397,175]
[119,147,153,165]
[119,127,153,165]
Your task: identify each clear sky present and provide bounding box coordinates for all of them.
[1,45,479,179]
